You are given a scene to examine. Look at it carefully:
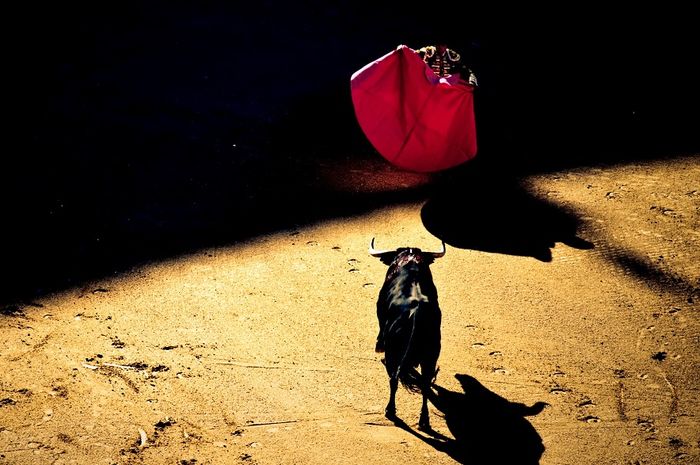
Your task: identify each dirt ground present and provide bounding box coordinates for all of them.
[1,152,699,465]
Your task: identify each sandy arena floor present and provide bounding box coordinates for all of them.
[1,153,699,465]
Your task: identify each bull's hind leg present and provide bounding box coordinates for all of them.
[418,361,437,431]
[383,323,405,422]
[385,374,398,420]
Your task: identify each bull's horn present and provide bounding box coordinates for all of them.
[429,241,446,258]
[369,237,392,257]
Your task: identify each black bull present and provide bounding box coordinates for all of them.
[370,238,445,430]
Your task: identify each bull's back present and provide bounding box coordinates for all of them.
[409,300,441,358]
[379,265,441,362]
[385,295,441,365]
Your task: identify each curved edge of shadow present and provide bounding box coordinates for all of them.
[421,157,594,261]
[606,245,700,300]
[392,373,548,465]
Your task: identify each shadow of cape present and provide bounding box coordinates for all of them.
[393,373,548,465]
[420,159,594,261]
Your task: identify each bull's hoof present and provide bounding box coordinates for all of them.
[417,420,431,432]
[385,408,397,421]
[418,414,431,432]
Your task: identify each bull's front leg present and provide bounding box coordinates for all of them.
[385,375,398,420]
[375,301,387,353]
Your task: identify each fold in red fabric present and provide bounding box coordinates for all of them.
[351,45,477,173]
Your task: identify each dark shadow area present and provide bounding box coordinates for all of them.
[469,17,700,176]
[421,158,595,261]
[2,2,698,304]
[391,373,547,465]
[0,2,439,305]
[606,249,699,300]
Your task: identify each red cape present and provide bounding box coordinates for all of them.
[351,45,477,173]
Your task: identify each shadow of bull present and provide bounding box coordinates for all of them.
[392,373,548,465]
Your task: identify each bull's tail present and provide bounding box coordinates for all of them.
[396,304,422,394]
[398,366,423,393]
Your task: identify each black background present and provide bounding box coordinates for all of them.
[3,2,698,303]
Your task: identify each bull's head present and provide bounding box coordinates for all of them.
[368,237,446,265]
